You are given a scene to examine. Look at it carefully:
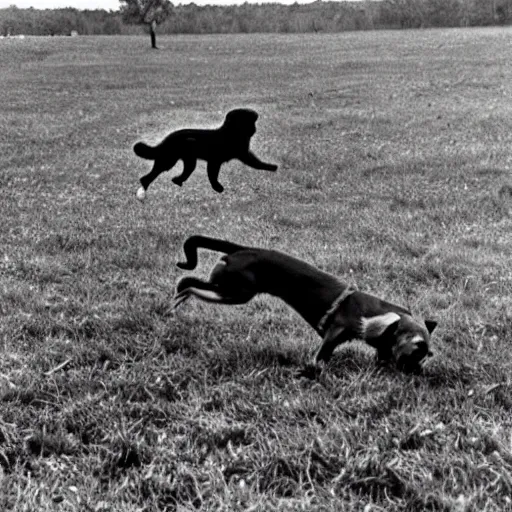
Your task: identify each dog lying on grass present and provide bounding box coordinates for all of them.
[134,108,278,200]
[173,235,437,374]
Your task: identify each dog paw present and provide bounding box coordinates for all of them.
[172,177,183,187]
[269,164,278,172]
[295,364,321,380]
[136,186,146,201]
[212,184,224,193]
[398,361,424,375]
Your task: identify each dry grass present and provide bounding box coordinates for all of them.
[1,29,512,511]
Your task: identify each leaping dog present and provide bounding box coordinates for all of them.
[133,108,277,200]
[173,236,437,374]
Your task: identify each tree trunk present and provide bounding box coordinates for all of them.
[150,20,158,49]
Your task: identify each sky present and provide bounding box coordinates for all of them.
[0,0,362,9]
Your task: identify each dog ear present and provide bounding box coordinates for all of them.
[360,312,401,340]
[424,320,437,334]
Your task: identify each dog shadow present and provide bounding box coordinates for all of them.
[420,361,477,389]
[294,349,383,381]
[294,348,475,391]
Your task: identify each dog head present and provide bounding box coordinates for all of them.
[361,312,436,373]
[223,108,258,137]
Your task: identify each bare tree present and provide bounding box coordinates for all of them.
[120,0,172,49]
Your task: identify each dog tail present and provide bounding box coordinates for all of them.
[133,142,157,160]
[177,235,246,270]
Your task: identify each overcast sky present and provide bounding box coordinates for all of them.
[0,0,363,9]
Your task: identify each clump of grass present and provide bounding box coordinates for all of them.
[26,432,77,458]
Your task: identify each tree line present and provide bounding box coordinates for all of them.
[1,0,511,37]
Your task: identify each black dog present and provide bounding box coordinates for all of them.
[134,108,278,200]
[173,236,437,374]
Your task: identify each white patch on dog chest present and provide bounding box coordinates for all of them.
[360,312,401,339]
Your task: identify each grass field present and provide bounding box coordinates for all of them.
[1,28,512,511]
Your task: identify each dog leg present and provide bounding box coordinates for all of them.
[239,151,278,172]
[173,287,225,309]
[174,277,218,307]
[206,162,224,193]
[314,325,349,364]
[376,345,393,363]
[296,326,349,380]
[174,287,253,309]
[138,159,178,200]
[173,277,254,307]
[172,157,197,186]
[173,289,192,309]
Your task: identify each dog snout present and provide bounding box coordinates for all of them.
[396,341,431,374]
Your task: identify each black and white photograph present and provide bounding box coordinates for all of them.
[1,0,511,509]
